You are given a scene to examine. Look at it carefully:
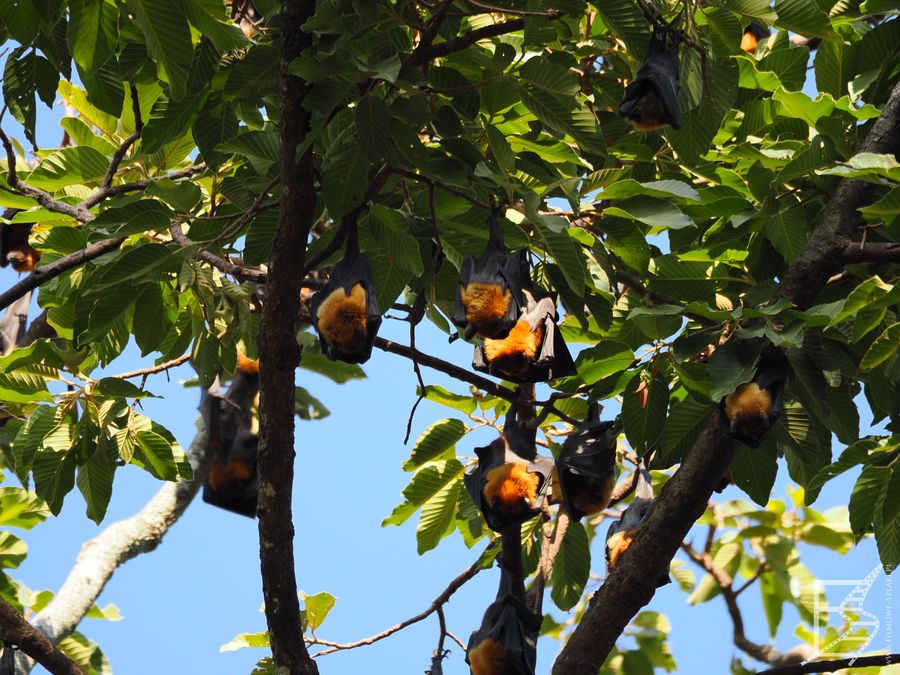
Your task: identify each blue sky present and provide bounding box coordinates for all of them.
[1,55,894,675]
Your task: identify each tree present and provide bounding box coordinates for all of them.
[0,0,898,674]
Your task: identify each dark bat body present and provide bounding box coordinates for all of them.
[453,210,525,341]
[1,209,40,273]
[555,404,617,520]
[605,469,669,588]
[310,225,382,364]
[466,569,540,675]
[618,28,681,131]
[203,429,259,518]
[741,23,770,52]
[464,409,553,532]
[720,349,788,447]
[473,289,576,383]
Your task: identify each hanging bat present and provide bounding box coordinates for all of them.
[1,209,41,273]
[0,642,14,675]
[472,288,576,384]
[453,206,526,341]
[719,349,788,447]
[741,23,770,52]
[310,222,382,364]
[464,407,553,532]
[618,27,682,131]
[230,0,263,37]
[605,469,669,588]
[554,403,617,520]
[466,568,541,675]
[203,428,259,518]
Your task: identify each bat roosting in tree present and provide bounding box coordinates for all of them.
[465,408,553,532]
[553,403,617,520]
[741,23,770,52]
[466,568,541,675]
[453,205,526,341]
[618,27,682,131]
[203,429,259,518]
[310,221,383,364]
[1,209,41,273]
[720,347,788,447]
[472,288,576,383]
[605,468,670,588]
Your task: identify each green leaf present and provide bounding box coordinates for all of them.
[383,459,463,527]
[0,488,50,529]
[354,94,392,161]
[76,448,116,524]
[220,631,270,652]
[294,386,330,421]
[533,219,585,295]
[403,419,466,471]
[417,474,462,555]
[127,0,193,99]
[302,592,336,633]
[0,532,27,570]
[621,372,669,455]
[575,341,634,384]
[730,437,779,506]
[549,519,590,611]
[321,128,370,220]
[605,197,695,230]
[707,340,764,402]
[423,385,477,415]
[875,467,900,569]
[134,430,186,481]
[68,0,119,76]
[774,0,832,37]
[860,323,900,371]
[849,464,889,543]
[97,244,179,288]
[656,396,713,469]
[4,49,61,145]
[23,146,110,190]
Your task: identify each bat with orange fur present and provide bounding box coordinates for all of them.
[464,408,553,532]
[605,469,669,588]
[719,348,788,447]
[472,288,576,383]
[453,205,526,341]
[203,429,259,518]
[741,23,770,53]
[310,222,382,364]
[554,403,617,520]
[618,27,681,131]
[1,209,41,273]
[466,568,540,675]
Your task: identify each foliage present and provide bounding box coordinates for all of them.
[0,0,898,672]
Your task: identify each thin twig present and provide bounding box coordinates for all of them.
[99,84,143,190]
[112,353,191,380]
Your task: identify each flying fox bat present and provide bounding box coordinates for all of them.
[554,403,617,520]
[464,408,553,532]
[472,288,576,384]
[618,27,682,131]
[1,209,41,273]
[203,429,259,518]
[719,348,788,447]
[741,23,770,52]
[605,469,670,588]
[453,206,526,341]
[310,223,382,364]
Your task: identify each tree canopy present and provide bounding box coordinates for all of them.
[0,0,898,673]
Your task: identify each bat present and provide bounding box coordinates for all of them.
[741,23,770,52]
[452,206,526,341]
[1,209,41,273]
[464,408,553,532]
[618,27,682,131]
[236,351,259,376]
[472,288,576,384]
[310,223,382,364]
[554,403,617,520]
[719,349,788,447]
[203,428,259,518]
[230,0,263,37]
[605,469,669,588]
[466,568,541,675]
[0,642,14,675]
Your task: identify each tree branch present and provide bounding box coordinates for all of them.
[98,84,143,190]
[255,0,319,671]
[841,240,900,264]
[407,17,525,66]
[0,238,125,312]
[755,654,900,674]
[0,598,84,675]
[78,164,204,211]
[307,556,484,657]
[169,223,267,283]
[778,79,900,309]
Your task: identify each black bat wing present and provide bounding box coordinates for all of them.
[452,255,477,330]
[745,22,770,40]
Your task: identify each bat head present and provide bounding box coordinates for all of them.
[741,23,771,52]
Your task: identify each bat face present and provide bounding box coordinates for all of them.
[618,28,681,131]
[740,31,759,52]
[468,637,506,675]
[453,215,525,341]
[1,222,41,272]
[310,232,382,364]
[473,292,576,384]
[554,409,616,520]
[719,349,788,447]
[483,461,540,519]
